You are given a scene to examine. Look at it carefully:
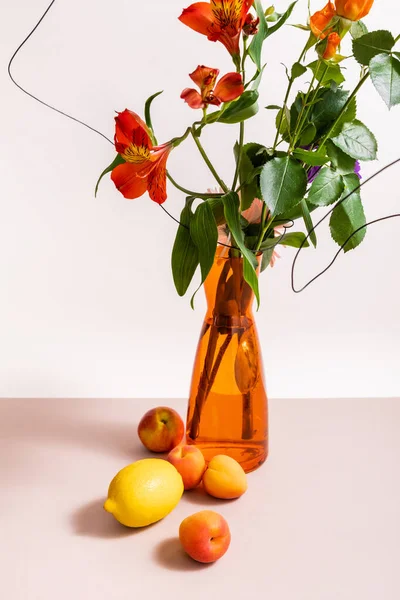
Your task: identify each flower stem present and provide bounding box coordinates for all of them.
[191,128,229,193]
[232,38,247,192]
[166,171,223,199]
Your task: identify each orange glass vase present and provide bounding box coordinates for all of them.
[186,246,268,473]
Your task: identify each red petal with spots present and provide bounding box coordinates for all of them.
[181,88,205,109]
[214,72,244,102]
[147,151,170,204]
[111,163,149,199]
[114,110,153,151]
[179,2,214,35]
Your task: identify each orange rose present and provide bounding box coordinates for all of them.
[310,2,336,39]
[335,0,374,21]
[323,32,341,59]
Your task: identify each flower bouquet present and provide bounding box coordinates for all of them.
[96,0,400,471]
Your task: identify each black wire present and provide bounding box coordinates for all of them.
[291,158,400,293]
[7,0,114,146]
[7,0,400,289]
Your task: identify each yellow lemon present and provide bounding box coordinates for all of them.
[104,458,184,527]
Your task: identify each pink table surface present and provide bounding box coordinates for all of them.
[1,397,399,600]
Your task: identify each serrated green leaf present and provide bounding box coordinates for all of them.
[171,198,199,296]
[260,156,307,216]
[218,90,259,124]
[308,168,344,206]
[308,60,345,85]
[293,148,329,166]
[370,53,400,109]
[222,192,260,306]
[352,30,394,66]
[326,140,356,174]
[248,0,269,70]
[350,21,368,40]
[330,119,377,161]
[310,88,349,133]
[300,198,317,248]
[144,90,163,144]
[331,96,357,136]
[95,154,125,197]
[291,62,307,80]
[329,173,366,252]
[190,202,218,308]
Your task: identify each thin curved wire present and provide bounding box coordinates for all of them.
[291,158,400,293]
[7,0,114,146]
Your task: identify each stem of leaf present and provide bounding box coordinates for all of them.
[190,128,229,193]
[166,172,223,199]
[272,40,310,152]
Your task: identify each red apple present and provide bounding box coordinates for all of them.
[167,445,206,490]
[137,406,184,453]
[179,510,231,563]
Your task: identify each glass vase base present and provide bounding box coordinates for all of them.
[186,439,268,473]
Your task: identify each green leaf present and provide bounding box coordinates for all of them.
[300,198,317,248]
[248,0,269,70]
[291,62,307,80]
[266,104,281,110]
[308,167,344,206]
[261,248,274,272]
[144,90,163,144]
[330,120,377,161]
[190,203,218,308]
[206,197,226,226]
[299,123,317,146]
[265,1,297,38]
[95,154,125,197]
[370,53,400,109]
[292,148,329,166]
[352,30,395,66]
[326,140,356,174]
[329,174,366,252]
[277,231,310,248]
[311,88,350,133]
[218,90,259,124]
[308,60,345,85]
[260,156,307,216]
[350,21,368,40]
[222,192,260,307]
[171,198,199,296]
[330,96,357,137]
[235,143,261,211]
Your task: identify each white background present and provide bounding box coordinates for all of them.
[1,0,399,399]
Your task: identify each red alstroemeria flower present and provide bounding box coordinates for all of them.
[111,109,172,204]
[179,0,254,60]
[181,65,244,109]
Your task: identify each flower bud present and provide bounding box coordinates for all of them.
[335,0,374,21]
[310,2,336,39]
[323,32,341,59]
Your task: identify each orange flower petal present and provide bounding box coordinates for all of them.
[335,0,374,20]
[310,1,336,39]
[179,2,213,36]
[147,152,170,204]
[189,65,219,89]
[214,72,244,102]
[114,109,152,152]
[323,32,341,60]
[181,88,205,109]
[111,163,149,200]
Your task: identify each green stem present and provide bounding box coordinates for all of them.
[191,128,229,193]
[232,39,247,192]
[319,71,370,150]
[272,41,310,152]
[166,172,222,199]
[254,204,275,251]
